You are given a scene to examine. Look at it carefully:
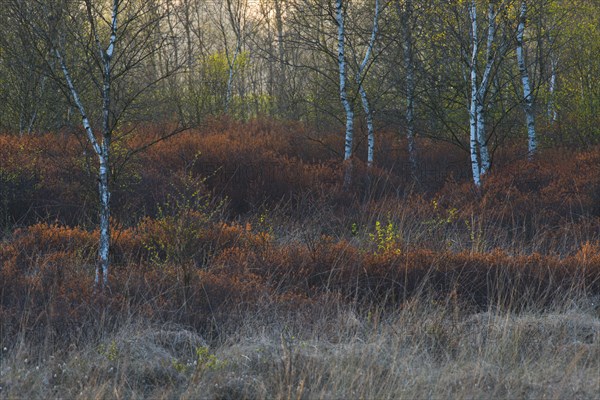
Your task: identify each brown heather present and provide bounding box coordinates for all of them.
[1,120,599,399]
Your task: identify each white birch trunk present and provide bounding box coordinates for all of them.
[55,50,103,163]
[548,56,557,122]
[336,0,353,163]
[476,2,496,176]
[475,103,486,170]
[358,84,374,167]
[469,0,481,187]
[98,153,110,288]
[469,0,498,186]
[57,48,107,287]
[355,0,379,168]
[516,1,536,159]
[57,0,119,288]
[97,0,118,288]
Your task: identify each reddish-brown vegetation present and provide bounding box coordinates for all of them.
[1,120,600,345]
[1,120,600,398]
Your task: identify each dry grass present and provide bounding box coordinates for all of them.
[2,124,600,399]
[1,297,598,400]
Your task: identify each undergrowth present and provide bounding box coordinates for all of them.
[1,120,600,398]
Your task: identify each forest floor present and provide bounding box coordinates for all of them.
[1,120,600,398]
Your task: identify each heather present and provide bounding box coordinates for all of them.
[1,120,599,398]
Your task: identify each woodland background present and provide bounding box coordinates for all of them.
[1,0,599,398]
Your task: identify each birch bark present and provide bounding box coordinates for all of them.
[548,55,558,122]
[516,1,537,159]
[56,0,119,288]
[469,0,481,187]
[355,0,379,167]
[469,0,499,186]
[476,2,496,175]
[336,0,354,164]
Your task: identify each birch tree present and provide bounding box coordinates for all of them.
[395,0,417,175]
[55,0,119,288]
[547,45,558,122]
[469,1,481,187]
[329,0,380,183]
[212,0,251,114]
[336,0,354,167]
[256,0,290,117]
[273,0,289,116]
[353,0,380,167]
[516,0,537,159]
[12,0,183,289]
[468,0,502,187]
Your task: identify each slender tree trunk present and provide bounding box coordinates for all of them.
[225,43,241,113]
[401,0,417,176]
[57,47,110,287]
[224,0,244,115]
[516,1,536,159]
[336,0,353,161]
[97,0,117,288]
[98,152,110,287]
[336,0,354,186]
[355,0,379,168]
[183,0,193,81]
[266,26,275,111]
[274,0,287,117]
[56,0,118,289]
[182,0,196,121]
[548,55,557,122]
[26,75,44,135]
[469,0,498,186]
[475,101,486,168]
[165,0,185,120]
[477,2,496,176]
[547,51,558,122]
[469,0,481,187]
[165,0,179,68]
[358,83,375,166]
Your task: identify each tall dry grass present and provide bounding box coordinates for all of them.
[2,121,600,398]
[1,294,598,399]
